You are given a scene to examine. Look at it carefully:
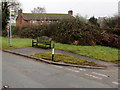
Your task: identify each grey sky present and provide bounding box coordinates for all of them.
[19,0,119,18]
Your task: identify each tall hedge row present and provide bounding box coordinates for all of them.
[13,17,120,49]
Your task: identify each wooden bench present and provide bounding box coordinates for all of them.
[32,36,52,49]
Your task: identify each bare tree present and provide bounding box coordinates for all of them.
[1,0,21,30]
[31,7,46,13]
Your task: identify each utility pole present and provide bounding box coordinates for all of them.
[9,8,14,47]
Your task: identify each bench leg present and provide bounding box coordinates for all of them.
[32,41,34,47]
[36,43,38,47]
[49,44,51,49]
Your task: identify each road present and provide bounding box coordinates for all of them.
[2,52,119,88]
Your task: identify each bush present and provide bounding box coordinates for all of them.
[14,18,102,45]
[113,28,120,36]
[13,16,120,49]
[2,30,8,37]
[14,25,43,38]
[99,33,120,49]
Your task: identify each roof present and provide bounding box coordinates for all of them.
[22,13,73,21]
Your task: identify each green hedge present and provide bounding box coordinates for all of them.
[113,28,120,36]
[13,17,120,49]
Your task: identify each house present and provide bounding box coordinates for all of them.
[16,9,73,26]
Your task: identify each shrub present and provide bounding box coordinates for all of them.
[2,30,8,37]
[13,16,120,49]
[14,25,43,38]
[100,33,120,49]
[89,16,100,27]
[113,28,120,36]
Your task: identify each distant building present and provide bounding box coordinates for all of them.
[16,9,73,27]
[118,1,120,16]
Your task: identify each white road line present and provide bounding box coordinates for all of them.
[67,68,79,72]
[79,68,86,71]
[67,68,75,71]
[92,72,108,77]
[85,74,102,80]
[72,67,86,71]
[53,65,63,68]
[112,82,119,85]
[74,70,80,73]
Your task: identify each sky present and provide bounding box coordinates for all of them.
[18,0,119,18]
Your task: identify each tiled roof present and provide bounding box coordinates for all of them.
[22,13,73,20]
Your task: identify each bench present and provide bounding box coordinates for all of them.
[32,36,52,49]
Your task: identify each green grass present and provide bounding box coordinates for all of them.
[31,52,104,67]
[0,37,31,50]
[1,36,119,63]
[55,43,119,63]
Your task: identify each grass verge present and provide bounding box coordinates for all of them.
[1,37,119,64]
[31,52,106,67]
[0,37,31,50]
[55,43,119,64]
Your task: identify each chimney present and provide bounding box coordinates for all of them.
[68,10,73,15]
[18,9,22,15]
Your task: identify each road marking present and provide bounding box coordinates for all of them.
[67,68,79,72]
[53,65,63,68]
[72,67,86,71]
[112,82,119,85]
[92,72,108,77]
[85,74,102,80]
[79,68,86,71]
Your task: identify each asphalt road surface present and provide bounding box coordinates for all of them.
[2,52,119,88]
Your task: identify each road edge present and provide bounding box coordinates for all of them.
[2,50,106,69]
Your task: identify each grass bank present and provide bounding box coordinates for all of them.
[0,37,31,50]
[1,37,119,63]
[55,43,119,63]
[31,52,104,67]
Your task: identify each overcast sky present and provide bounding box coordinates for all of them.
[18,0,119,18]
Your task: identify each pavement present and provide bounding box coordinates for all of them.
[3,47,118,69]
[2,52,119,88]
